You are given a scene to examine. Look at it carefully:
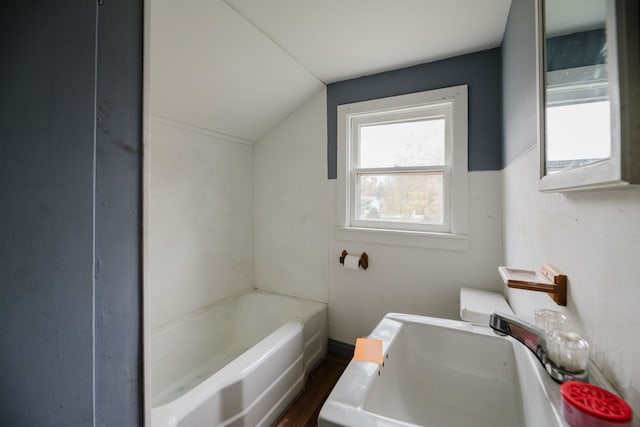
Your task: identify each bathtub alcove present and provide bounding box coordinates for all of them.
[150,290,327,427]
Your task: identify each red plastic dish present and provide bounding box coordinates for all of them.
[561,381,633,426]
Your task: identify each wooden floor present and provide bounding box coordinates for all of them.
[274,353,350,427]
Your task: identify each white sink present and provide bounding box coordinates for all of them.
[319,313,568,427]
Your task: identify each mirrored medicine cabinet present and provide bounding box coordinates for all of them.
[537,0,640,191]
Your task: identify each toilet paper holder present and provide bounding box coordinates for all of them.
[339,250,369,270]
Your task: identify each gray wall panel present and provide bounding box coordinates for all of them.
[0,2,98,425]
[95,0,143,425]
[501,0,539,167]
[0,1,143,425]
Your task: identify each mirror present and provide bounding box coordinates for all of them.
[538,0,640,191]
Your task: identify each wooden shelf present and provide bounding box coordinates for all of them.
[499,264,567,306]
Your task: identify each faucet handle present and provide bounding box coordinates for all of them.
[546,330,590,373]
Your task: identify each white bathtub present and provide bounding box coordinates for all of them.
[150,290,327,427]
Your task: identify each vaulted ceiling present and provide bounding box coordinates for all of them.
[150,0,512,142]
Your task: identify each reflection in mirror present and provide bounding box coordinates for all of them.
[538,0,639,191]
[544,0,609,174]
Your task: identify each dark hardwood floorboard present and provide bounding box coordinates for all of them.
[274,353,350,427]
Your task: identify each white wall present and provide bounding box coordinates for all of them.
[147,119,254,330]
[501,0,640,413]
[253,87,504,342]
[254,89,329,302]
[328,171,504,344]
[503,146,640,412]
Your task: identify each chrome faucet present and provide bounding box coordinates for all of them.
[489,311,588,383]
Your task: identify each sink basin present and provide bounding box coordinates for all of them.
[319,313,567,427]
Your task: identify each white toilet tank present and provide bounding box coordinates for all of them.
[459,287,513,326]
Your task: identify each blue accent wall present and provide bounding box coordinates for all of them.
[0,0,142,425]
[547,29,606,72]
[326,48,503,179]
[501,0,539,167]
[95,0,143,424]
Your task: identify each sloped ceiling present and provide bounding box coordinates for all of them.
[150,0,511,142]
[224,0,512,83]
[545,0,605,36]
[150,0,324,142]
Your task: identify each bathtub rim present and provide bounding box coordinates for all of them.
[150,288,326,336]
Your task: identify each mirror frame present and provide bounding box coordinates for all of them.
[537,0,640,192]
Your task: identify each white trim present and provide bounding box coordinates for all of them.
[151,115,256,145]
[335,227,468,251]
[336,85,468,241]
[545,64,608,106]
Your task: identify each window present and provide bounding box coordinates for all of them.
[337,85,468,247]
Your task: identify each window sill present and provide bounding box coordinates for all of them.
[335,226,468,251]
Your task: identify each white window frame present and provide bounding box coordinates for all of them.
[336,85,468,249]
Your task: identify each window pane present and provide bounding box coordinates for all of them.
[546,100,611,173]
[359,118,445,168]
[357,173,443,224]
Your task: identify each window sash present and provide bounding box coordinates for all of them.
[351,168,449,231]
[348,106,452,233]
[350,168,451,232]
[347,103,452,126]
[354,165,446,174]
